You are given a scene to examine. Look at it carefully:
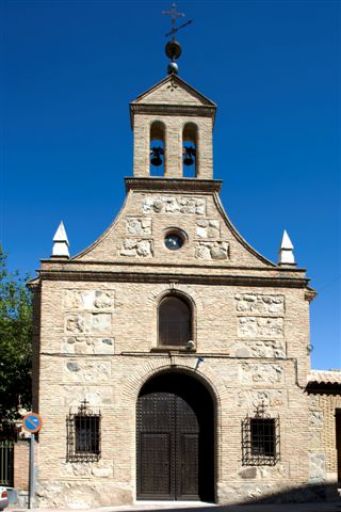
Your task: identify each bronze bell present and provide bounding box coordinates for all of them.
[150,147,164,167]
[151,154,162,167]
[183,146,196,166]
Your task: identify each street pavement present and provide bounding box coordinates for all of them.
[9,499,341,512]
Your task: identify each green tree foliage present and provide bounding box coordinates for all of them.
[0,245,32,419]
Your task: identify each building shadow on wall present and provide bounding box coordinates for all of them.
[133,483,340,512]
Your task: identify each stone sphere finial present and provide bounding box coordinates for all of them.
[167,62,179,74]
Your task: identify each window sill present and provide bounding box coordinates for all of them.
[150,347,196,354]
[66,454,100,463]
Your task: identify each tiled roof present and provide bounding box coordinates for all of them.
[308,370,341,385]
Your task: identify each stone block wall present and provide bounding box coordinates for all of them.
[30,72,319,508]
[38,280,310,366]
[33,275,314,508]
[309,392,341,483]
[36,353,312,507]
[76,188,277,269]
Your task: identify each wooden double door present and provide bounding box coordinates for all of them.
[137,372,214,501]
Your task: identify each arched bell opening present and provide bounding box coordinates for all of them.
[182,122,198,178]
[150,121,166,176]
[136,370,215,502]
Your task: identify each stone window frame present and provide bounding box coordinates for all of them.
[163,227,188,252]
[241,404,280,466]
[153,289,197,352]
[66,400,101,463]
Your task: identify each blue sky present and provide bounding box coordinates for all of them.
[1,0,340,369]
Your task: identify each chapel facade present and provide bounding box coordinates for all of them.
[30,57,338,507]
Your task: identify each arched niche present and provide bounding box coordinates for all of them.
[158,293,193,347]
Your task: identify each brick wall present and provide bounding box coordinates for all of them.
[14,440,29,491]
[30,75,321,508]
[309,392,341,479]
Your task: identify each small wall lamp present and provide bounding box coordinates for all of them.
[195,357,204,371]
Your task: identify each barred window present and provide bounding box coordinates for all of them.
[67,400,101,462]
[251,418,276,457]
[242,406,280,466]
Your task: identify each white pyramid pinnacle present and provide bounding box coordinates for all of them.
[52,221,70,257]
[278,229,295,265]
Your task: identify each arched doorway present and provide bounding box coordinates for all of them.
[136,371,215,501]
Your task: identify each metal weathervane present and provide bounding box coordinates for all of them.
[162,2,193,75]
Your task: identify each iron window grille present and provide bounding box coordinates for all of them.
[66,400,101,462]
[242,402,280,466]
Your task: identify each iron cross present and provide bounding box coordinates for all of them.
[162,3,192,39]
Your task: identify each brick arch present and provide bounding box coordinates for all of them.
[135,362,221,412]
[182,121,198,140]
[118,358,224,420]
[156,287,196,309]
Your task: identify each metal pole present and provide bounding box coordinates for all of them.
[28,433,35,509]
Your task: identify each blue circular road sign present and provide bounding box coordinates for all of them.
[22,413,43,433]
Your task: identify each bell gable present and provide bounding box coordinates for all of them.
[131,74,216,109]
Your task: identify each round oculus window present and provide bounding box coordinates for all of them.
[164,232,185,251]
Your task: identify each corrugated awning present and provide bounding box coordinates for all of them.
[308,370,341,385]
